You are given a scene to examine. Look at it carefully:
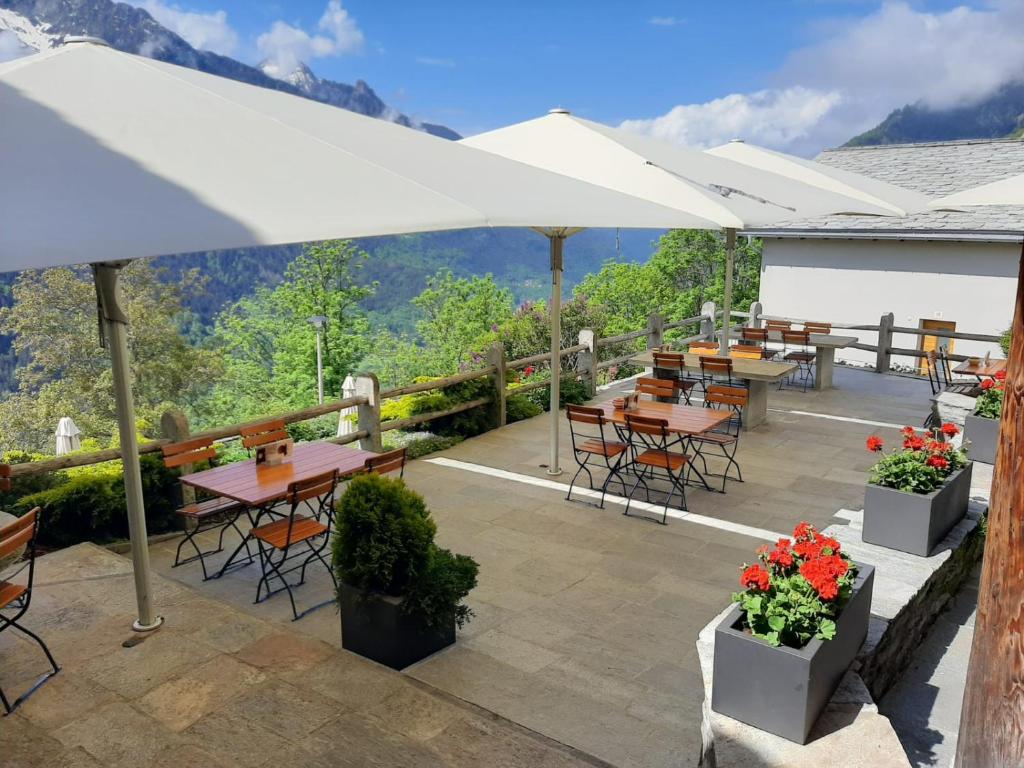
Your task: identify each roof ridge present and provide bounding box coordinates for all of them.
[824,137,1024,153]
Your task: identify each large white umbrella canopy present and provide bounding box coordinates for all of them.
[1,40,697,631]
[706,139,931,217]
[337,375,357,438]
[930,173,1024,209]
[463,110,911,474]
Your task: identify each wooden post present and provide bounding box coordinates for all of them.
[354,373,382,452]
[876,312,894,373]
[955,244,1024,767]
[577,328,597,398]
[160,409,194,505]
[647,313,664,351]
[748,301,763,328]
[486,343,507,429]
[701,301,717,342]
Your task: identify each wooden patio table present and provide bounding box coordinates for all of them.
[632,350,795,430]
[953,358,1007,378]
[182,442,376,577]
[721,330,857,390]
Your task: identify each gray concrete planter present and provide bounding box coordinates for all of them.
[862,462,973,557]
[964,414,998,465]
[711,564,874,745]
[338,582,454,670]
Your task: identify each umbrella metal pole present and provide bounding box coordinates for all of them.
[548,233,565,475]
[94,263,163,633]
[315,327,324,405]
[719,228,736,355]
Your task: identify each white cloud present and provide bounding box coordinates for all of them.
[648,16,684,27]
[132,1,238,56]
[258,0,363,79]
[622,1,1024,156]
[416,56,455,68]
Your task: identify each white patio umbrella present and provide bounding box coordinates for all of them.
[54,417,82,456]
[930,172,1024,209]
[337,375,357,438]
[1,40,692,631]
[463,110,913,474]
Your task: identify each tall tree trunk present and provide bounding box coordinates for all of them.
[955,242,1024,766]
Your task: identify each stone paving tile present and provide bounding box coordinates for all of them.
[216,678,340,741]
[50,701,181,768]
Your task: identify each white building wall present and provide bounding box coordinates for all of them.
[758,238,1019,369]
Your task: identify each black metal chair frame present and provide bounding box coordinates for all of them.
[622,414,690,525]
[1,508,59,715]
[690,385,746,493]
[565,405,628,508]
[253,469,339,621]
[935,347,983,396]
[780,331,815,392]
[163,437,250,581]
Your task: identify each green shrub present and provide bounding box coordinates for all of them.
[1000,327,1012,356]
[383,433,464,459]
[332,473,478,628]
[506,394,543,423]
[519,373,590,412]
[0,450,67,508]
[14,454,179,548]
[286,415,338,443]
[381,376,494,438]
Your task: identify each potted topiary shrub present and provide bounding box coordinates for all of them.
[332,473,478,670]
[861,425,973,557]
[712,523,874,744]
[964,371,1004,464]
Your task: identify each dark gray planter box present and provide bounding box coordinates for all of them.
[338,582,454,670]
[862,462,973,557]
[711,564,874,744]
[964,415,998,465]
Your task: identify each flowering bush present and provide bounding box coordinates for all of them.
[865,425,969,494]
[974,370,1006,420]
[732,522,859,648]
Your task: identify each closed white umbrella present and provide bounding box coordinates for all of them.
[2,40,691,631]
[337,375,357,437]
[54,417,82,456]
[463,110,910,473]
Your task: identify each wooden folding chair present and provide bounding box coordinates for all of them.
[364,447,407,478]
[729,346,764,361]
[688,341,719,353]
[636,377,679,401]
[240,419,289,455]
[691,385,747,492]
[161,437,247,580]
[1,508,59,714]
[652,351,699,404]
[252,469,339,621]
[700,355,743,390]
[565,405,628,508]
[622,414,690,524]
[782,330,815,392]
[765,319,792,332]
[935,347,982,396]
[802,322,831,335]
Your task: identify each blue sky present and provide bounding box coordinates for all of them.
[126,0,1022,154]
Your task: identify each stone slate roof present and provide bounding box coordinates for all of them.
[750,138,1024,239]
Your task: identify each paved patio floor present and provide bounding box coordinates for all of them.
[137,366,933,767]
[0,544,600,768]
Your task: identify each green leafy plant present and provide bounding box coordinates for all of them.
[733,522,859,648]
[506,393,543,423]
[973,372,1006,420]
[999,327,1011,357]
[516,369,589,412]
[865,424,968,494]
[332,473,478,628]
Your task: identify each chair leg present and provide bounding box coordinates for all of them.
[0,617,60,715]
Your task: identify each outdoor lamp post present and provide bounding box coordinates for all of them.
[307,315,327,405]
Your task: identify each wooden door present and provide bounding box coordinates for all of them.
[919,319,956,375]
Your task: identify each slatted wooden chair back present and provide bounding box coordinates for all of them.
[699,355,733,378]
[803,322,831,335]
[161,436,218,470]
[729,346,762,360]
[566,404,605,426]
[652,351,685,371]
[935,347,957,386]
[0,463,10,492]
[364,448,407,477]
[287,469,339,506]
[688,341,719,353]
[624,413,670,438]
[240,419,289,450]
[0,508,37,568]
[741,328,768,343]
[765,320,791,331]
[706,385,748,409]
[782,330,811,348]
[636,377,677,400]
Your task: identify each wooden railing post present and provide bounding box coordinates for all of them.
[748,301,763,328]
[647,313,664,350]
[487,343,507,429]
[577,328,597,397]
[701,301,717,341]
[354,373,382,452]
[160,409,194,505]
[876,312,895,373]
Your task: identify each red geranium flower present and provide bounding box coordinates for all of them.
[901,426,916,436]
[940,422,960,437]
[981,379,995,390]
[741,564,771,591]
[926,455,949,470]
[524,366,535,376]
[816,535,841,555]
[816,578,839,601]
[995,370,1007,382]
[904,436,926,451]
[793,521,814,541]
[866,435,884,452]
[793,539,822,560]
[768,547,794,568]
